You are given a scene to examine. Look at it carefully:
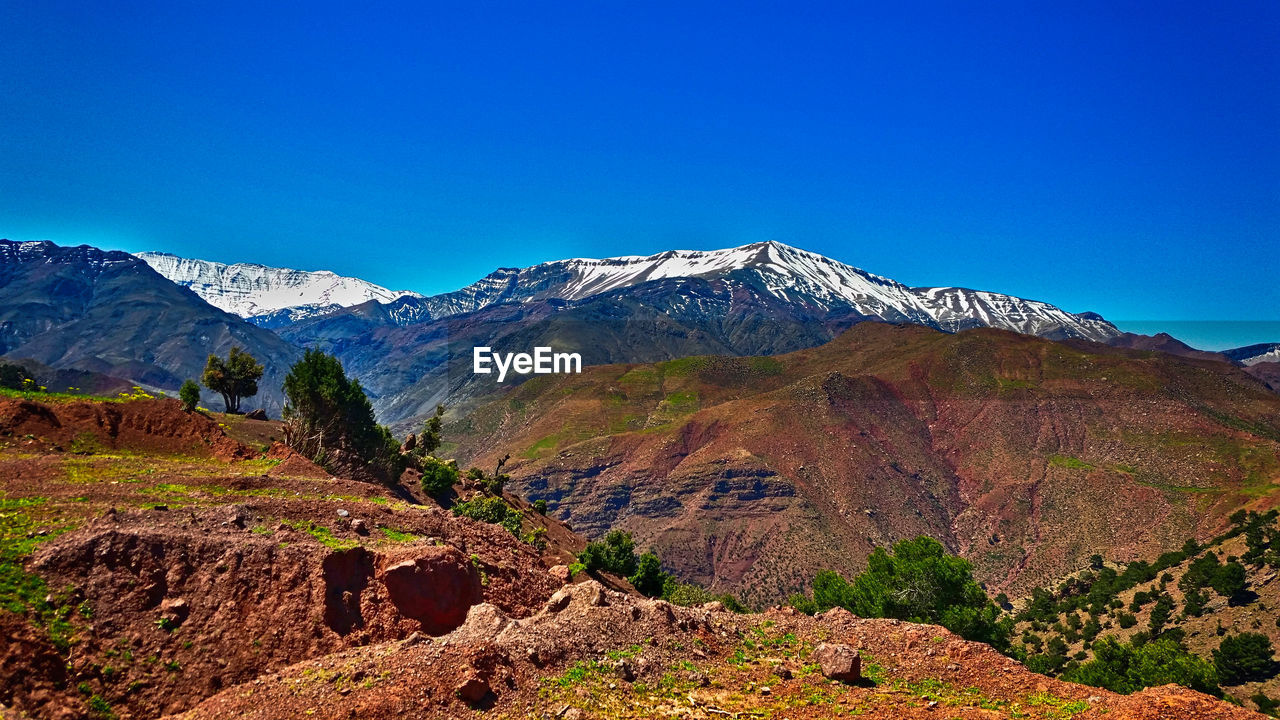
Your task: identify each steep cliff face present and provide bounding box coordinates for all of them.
[451,323,1280,606]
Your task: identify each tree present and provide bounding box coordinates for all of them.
[1066,637,1219,696]
[852,536,1010,648]
[201,346,263,413]
[803,536,1010,649]
[416,404,446,456]
[0,362,36,391]
[1211,562,1248,601]
[629,552,671,597]
[282,349,403,480]
[178,379,200,412]
[1214,633,1275,685]
[578,530,639,577]
[1148,594,1175,636]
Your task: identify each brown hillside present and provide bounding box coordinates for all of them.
[173,582,1259,720]
[451,323,1280,606]
[0,393,1261,720]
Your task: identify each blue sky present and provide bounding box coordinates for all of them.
[2,1,1276,336]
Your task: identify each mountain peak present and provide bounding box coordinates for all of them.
[135,251,421,323]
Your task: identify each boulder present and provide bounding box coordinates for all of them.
[454,673,488,704]
[244,409,268,421]
[380,546,482,634]
[549,564,572,584]
[813,642,861,683]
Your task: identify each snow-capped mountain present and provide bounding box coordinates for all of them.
[1225,343,1280,366]
[135,252,421,326]
[352,241,1120,342]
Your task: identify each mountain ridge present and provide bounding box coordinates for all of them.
[135,251,421,327]
[292,240,1123,344]
[0,240,301,414]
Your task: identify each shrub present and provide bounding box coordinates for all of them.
[178,379,200,412]
[0,362,36,391]
[1252,691,1279,716]
[522,526,547,550]
[1214,632,1275,685]
[1065,637,1218,696]
[1117,612,1138,629]
[420,456,459,496]
[1211,562,1248,601]
[452,496,523,537]
[533,499,548,515]
[802,536,1010,649]
[578,530,639,577]
[201,346,263,413]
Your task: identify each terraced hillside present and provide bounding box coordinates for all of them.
[451,322,1280,606]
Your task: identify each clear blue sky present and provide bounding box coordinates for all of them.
[2,1,1276,330]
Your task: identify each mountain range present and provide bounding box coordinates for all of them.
[135,251,420,328]
[3,237,1276,420]
[250,241,1123,341]
[0,240,300,414]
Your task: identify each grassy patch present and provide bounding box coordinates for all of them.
[279,519,358,550]
[660,390,699,414]
[380,528,420,543]
[1048,454,1093,470]
[0,495,77,651]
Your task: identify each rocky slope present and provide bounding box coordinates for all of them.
[173,585,1257,720]
[449,322,1280,606]
[0,393,1263,719]
[135,252,420,328]
[0,240,300,414]
[1010,515,1280,715]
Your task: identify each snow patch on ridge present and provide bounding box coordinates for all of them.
[136,252,421,321]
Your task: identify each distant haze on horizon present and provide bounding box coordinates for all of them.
[1,2,1276,332]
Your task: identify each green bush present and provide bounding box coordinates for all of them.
[629,552,671,597]
[801,536,1011,649]
[578,530,639,577]
[0,362,37,391]
[452,496,523,538]
[533,499,548,515]
[1214,632,1275,685]
[178,379,200,412]
[1065,637,1218,696]
[420,456,459,496]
